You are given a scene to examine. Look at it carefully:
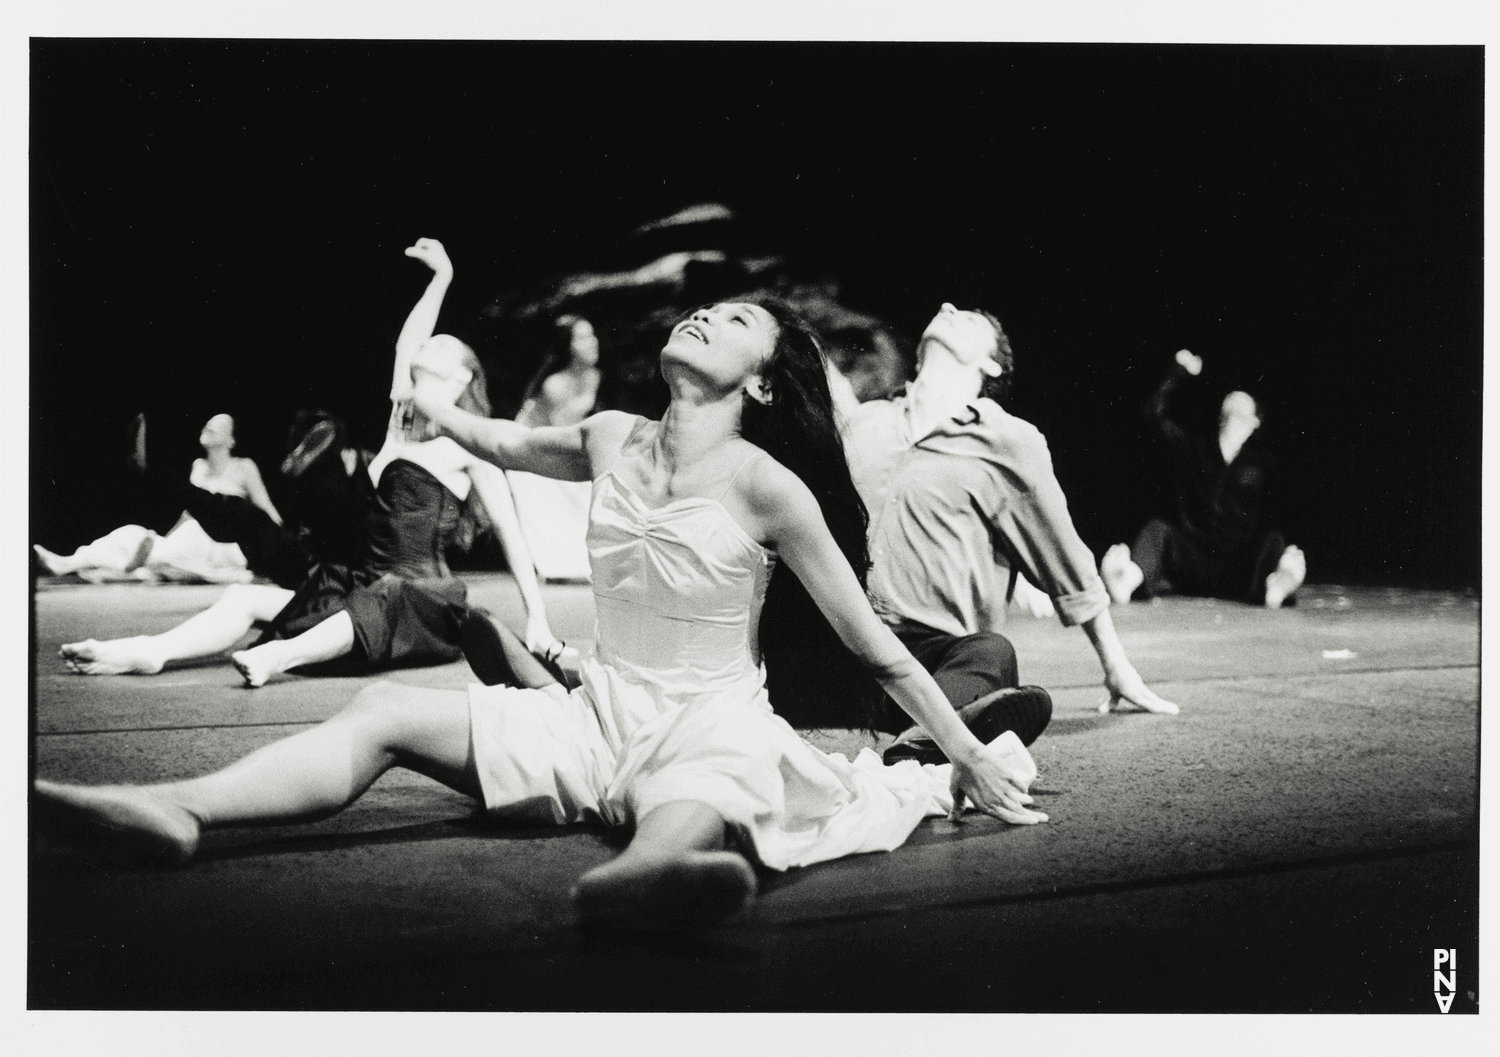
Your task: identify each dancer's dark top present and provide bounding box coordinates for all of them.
[253,458,469,670]
[1146,363,1278,555]
[359,458,464,579]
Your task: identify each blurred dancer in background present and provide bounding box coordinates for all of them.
[34,414,277,585]
[503,314,603,582]
[1100,349,1306,609]
[58,238,566,688]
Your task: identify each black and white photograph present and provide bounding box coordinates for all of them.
[13,2,1490,1044]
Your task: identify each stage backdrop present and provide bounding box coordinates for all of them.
[30,41,1482,588]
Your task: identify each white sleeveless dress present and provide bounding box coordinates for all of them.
[468,468,1037,871]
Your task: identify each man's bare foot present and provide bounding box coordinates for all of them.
[230,647,277,688]
[571,850,757,927]
[33,544,78,576]
[1101,543,1144,605]
[34,779,200,865]
[1264,545,1306,609]
[59,638,165,675]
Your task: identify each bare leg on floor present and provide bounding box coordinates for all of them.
[34,682,478,862]
[572,800,757,926]
[231,610,356,687]
[59,582,294,675]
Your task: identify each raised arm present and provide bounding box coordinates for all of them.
[1144,348,1201,448]
[745,460,1046,826]
[390,238,455,403]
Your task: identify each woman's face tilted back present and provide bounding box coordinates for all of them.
[411,335,475,409]
[199,414,236,452]
[660,302,779,399]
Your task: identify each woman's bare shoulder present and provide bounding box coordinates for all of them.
[737,447,814,516]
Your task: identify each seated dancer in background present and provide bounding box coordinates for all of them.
[841,303,1178,760]
[34,414,277,585]
[36,297,1045,928]
[59,237,566,687]
[503,314,603,582]
[1100,349,1306,609]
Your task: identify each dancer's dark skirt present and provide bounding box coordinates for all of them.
[253,563,469,674]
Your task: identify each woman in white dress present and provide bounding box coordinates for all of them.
[36,297,1045,927]
[34,414,279,584]
[504,314,602,581]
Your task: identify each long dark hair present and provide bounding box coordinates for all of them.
[734,295,884,730]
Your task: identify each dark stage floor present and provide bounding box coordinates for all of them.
[28,575,1479,1012]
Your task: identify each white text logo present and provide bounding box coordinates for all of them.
[1433,949,1457,1013]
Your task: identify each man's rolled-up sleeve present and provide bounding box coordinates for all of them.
[988,426,1110,627]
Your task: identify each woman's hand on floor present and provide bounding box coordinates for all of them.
[948,748,1048,826]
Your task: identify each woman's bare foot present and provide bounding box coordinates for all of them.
[59,637,166,675]
[34,779,200,865]
[33,544,80,576]
[230,646,278,688]
[571,850,757,927]
[1264,545,1307,609]
[1101,543,1144,605]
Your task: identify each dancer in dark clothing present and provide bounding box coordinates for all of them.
[58,238,567,686]
[1101,349,1306,609]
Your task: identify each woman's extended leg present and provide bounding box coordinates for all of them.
[231,610,357,688]
[571,801,757,926]
[59,583,294,675]
[35,526,157,577]
[34,682,478,863]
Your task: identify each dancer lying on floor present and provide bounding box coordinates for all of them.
[34,414,279,584]
[503,314,603,582]
[59,237,565,687]
[37,296,1046,928]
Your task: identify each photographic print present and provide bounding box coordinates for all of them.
[25,19,1482,1024]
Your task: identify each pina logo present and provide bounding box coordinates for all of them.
[1433,949,1457,1013]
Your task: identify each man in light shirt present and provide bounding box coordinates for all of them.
[840,303,1177,764]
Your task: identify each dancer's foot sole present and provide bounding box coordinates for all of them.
[1264,545,1307,609]
[572,851,757,928]
[58,639,164,676]
[1101,543,1144,605]
[230,650,270,688]
[33,780,199,866]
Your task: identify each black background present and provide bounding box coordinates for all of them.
[30,40,1482,587]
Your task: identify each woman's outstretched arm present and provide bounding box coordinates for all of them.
[390,238,454,403]
[743,459,1047,826]
[414,385,635,483]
